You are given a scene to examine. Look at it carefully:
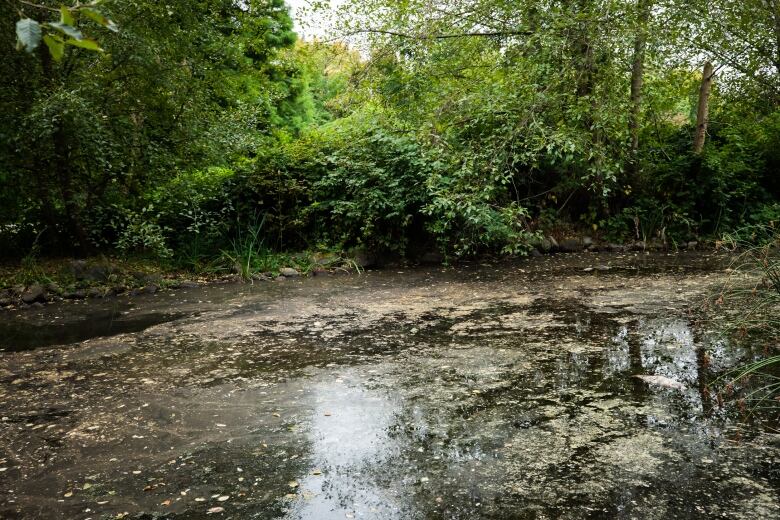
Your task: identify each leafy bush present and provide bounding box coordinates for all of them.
[115,208,172,259]
[310,112,433,254]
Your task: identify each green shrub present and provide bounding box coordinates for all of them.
[310,112,432,254]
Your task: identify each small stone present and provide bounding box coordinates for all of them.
[559,238,583,253]
[21,284,45,304]
[279,268,300,277]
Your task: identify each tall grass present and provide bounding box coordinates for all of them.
[716,224,780,336]
[221,217,267,281]
[711,224,779,422]
[220,217,356,281]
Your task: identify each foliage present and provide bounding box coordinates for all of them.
[310,111,433,254]
[2,0,780,267]
[14,1,117,59]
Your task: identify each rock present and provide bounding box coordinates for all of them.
[141,285,159,295]
[529,248,543,257]
[71,261,114,282]
[178,281,200,288]
[687,241,698,250]
[274,276,286,282]
[87,287,104,298]
[559,238,583,253]
[141,273,162,284]
[64,289,86,300]
[631,241,646,251]
[582,236,594,247]
[69,260,88,279]
[21,284,45,304]
[45,282,62,295]
[419,251,444,265]
[595,264,611,271]
[351,248,377,268]
[634,374,686,391]
[648,240,664,250]
[31,302,44,309]
[607,243,624,252]
[314,254,340,266]
[279,268,300,278]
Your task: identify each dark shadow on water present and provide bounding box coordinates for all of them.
[0,307,187,352]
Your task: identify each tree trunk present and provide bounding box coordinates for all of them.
[693,61,714,155]
[629,0,651,171]
[39,42,91,255]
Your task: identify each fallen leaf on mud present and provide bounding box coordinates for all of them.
[161,499,171,506]
[311,469,322,475]
[64,492,73,498]
[207,507,224,514]
[633,375,686,390]
[288,480,299,488]
[195,498,206,502]
[217,495,230,502]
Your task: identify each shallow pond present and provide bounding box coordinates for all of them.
[0,253,778,519]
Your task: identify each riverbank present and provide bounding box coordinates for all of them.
[0,236,715,311]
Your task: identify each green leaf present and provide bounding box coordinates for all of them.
[48,22,83,40]
[16,18,42,52]
[60,6,75,27]
[66,38,102,51]
[82,8,118,32]
[43,34,65,61]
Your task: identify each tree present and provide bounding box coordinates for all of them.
[0,0,300,255]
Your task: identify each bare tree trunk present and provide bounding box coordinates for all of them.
[629,0,651,171]
[693,61,714,155]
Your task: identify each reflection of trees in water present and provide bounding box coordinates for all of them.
[604,317,723,415]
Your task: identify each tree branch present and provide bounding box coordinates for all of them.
[330,28,532,43]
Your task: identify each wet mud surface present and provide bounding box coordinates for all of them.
[1,253,778,519]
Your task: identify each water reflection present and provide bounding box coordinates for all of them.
[286,373,409,519]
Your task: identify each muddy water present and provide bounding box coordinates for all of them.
[0,253,778,519]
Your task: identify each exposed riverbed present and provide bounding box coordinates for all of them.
[1,253,778,519]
